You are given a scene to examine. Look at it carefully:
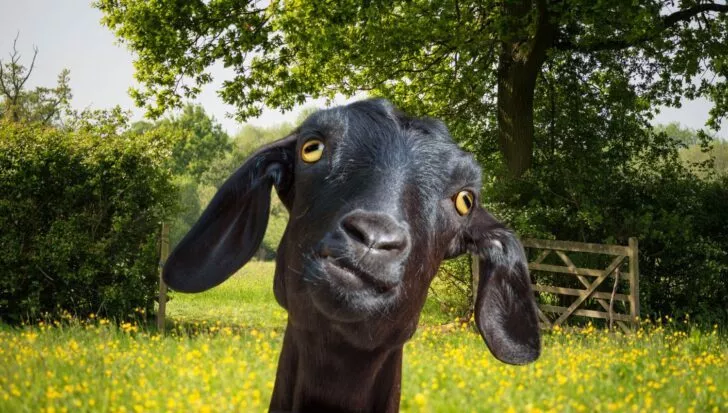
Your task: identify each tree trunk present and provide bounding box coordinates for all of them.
[496,0,556,177]
[497,58,538,177]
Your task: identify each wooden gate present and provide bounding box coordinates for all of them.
[521,238,640,332]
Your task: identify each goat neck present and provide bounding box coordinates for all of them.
[269,323,403,413]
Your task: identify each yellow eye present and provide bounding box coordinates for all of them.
[301,139,325,163]
[454,190,475,216]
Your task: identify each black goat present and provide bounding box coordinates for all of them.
[163,99,540,412]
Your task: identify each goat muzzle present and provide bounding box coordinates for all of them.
[318,210,410,289]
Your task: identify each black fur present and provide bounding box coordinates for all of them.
[163,99,540,412]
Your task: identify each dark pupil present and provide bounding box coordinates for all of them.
[304,143,320,153]
[462,194,472,208]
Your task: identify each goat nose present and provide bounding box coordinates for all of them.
[341,211,409,254]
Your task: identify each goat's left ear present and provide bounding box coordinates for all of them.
[163,134,297,293]
[465,207,541,365]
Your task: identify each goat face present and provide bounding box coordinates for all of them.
[276,101,480,342]
[164,99,540,365]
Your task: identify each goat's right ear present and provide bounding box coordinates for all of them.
[163,134,297,293]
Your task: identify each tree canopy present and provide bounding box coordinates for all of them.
[97,0,728,176]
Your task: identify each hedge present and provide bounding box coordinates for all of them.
[0,120,176,323]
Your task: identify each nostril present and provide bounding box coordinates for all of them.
[340,211,410,253]
[373,233,407,251]
[342,218,369,246]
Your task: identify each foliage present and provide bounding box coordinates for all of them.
[0,36,72,125]
[651,122,728,176]
[427,256,474,324]
[680,139,728,177]
[0,116,176,324]
[654,122,703,147]
[130,104,306,254]
[1,269,726,412]
[131,103,231,180]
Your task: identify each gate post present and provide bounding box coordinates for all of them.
[471,254,480,311]
[628,237,640,326]
[157,223,170,331]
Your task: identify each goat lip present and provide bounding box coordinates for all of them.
[321,259,398,293]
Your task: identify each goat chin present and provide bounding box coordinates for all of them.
[164,98,541,412]
[298,254,401,323]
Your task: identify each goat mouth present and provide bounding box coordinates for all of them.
[305,257,401,323]
[321,258,398,294]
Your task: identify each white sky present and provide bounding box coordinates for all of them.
[1,1,725,139]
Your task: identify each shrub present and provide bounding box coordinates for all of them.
[0,120,176,323]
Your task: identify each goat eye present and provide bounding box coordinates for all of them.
[301,139,325,163]
[453,190,474,216]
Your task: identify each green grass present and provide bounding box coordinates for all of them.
[166,261,287,329]
[1,264,727,412]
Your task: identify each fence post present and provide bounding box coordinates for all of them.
[157,223,170,331]
[628,237,640,327]
[471,254,480,311]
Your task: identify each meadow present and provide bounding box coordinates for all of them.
[1,262,727,413]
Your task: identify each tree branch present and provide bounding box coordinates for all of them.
[41,97,62,124]
[526,0,557,68]
[18,46,38,93]
[9,36,21,98]
[663,2,728,28]
[556,2,728,52]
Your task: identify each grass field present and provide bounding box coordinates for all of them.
[1,262,727,412]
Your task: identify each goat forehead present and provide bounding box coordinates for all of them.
[303,100,481,189]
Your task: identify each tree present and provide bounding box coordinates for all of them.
[131,103,231,179]
[97,0,728,176]
[654,122,701,146]
[0,34,72,125]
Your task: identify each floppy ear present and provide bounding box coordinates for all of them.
[163,134,297,293]
[465,207,540,365]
